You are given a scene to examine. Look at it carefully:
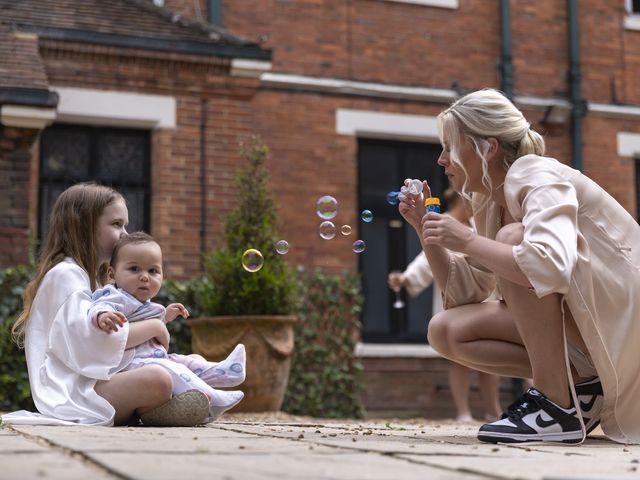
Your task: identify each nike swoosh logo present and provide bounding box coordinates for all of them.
[580,395,597,412]
[535,414,557,428]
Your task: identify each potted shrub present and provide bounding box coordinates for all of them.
[187,138,299,412]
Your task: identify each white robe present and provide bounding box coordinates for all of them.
[2,258,133,426]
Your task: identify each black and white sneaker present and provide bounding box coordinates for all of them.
[477,388,584,444]
[575,377,603,434]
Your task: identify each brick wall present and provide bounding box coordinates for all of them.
[3,0,640,275]
[0,126,40,266]
[37,42,260,278]
[360,356,517,419]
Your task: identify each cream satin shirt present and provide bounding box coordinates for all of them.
[442,154,640,444]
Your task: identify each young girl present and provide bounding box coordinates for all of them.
[2,183,208,427]
[89,231,245,422]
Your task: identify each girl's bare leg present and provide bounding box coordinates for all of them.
[477,372,502,420]
[95,365,173,426]
[448,361,472,420]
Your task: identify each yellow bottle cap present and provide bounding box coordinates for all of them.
[424,197,441,207]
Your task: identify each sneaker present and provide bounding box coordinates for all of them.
[140,390,210,427]
[575,377,603,434]
[477,388,584,444]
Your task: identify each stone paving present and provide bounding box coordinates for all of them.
[2,414,639,480]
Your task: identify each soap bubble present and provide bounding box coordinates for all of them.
[340,224,352,236]
[316,195,338,220]
[352,240,366,253]
[241,249,264,272]
[386,191,399,205]
[361,210,373,223]
[275,240,289,255]
[408,179,423,195]
[319,221,336,240]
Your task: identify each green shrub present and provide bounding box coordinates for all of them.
[282,269,366,419]
[0,264,35,412]
[193,138,299,317]
[156,278,199,356]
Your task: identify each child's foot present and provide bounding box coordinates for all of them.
[208,389,244,421]
[194,344,246,388]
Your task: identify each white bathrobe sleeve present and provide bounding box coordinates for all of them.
[3,259,135,426]
[46,265,130,380]
[403,252,434,297]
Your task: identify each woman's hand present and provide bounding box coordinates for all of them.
[387,271,406,291]
[421,212,476,253]
[398,179,431,231]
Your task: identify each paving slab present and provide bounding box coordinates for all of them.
[4,418,640,480]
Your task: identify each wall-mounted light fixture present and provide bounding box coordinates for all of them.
[541,104,571,126]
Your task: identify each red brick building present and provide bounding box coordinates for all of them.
[2,0,640,417]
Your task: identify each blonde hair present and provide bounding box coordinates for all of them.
[12,183,123,343]
[437,88,545,196]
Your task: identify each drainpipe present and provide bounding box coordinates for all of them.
[567,0,584,171]
[499,0,514,100]
[208,0,222,26]
[200,98,208,271]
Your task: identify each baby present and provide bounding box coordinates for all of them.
[88,231,245,421]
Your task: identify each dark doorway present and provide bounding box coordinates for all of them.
[38,124,151,242]
[358,138,448,343]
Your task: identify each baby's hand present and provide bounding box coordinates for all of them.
[96,311,127,333]
[165,303,189,323]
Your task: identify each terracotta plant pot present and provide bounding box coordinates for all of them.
[187,315,297,412]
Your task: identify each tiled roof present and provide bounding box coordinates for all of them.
[1,0,253,46]
[0,0,270,105]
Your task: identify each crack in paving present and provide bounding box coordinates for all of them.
[6,425,133,480]
[213,423,504,478]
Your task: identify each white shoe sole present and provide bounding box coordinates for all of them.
[478,430,584,444]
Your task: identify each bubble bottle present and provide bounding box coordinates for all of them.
[424,197,441,214]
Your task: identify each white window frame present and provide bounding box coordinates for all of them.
[624,0,640,30]
[382,0,457,8]
[336,109,440,142]
[52,87,176,129]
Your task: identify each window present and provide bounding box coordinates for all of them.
[39,124,150,241]
[625,0,640,30]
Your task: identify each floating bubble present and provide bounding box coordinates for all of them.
[340,224,352,236]
[275,240,289,255]
[408,179,423,195]
[241,249,264,272]
[352,240,366,253]
[386,191,400,205]
[319,221,336,240]
[361,210,373,223]
[316,195,338,220]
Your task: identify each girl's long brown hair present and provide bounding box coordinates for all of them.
[12,183,123,344]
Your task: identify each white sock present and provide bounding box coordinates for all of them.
[208,389,244,421]
[170,344,246,388]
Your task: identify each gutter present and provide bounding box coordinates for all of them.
[16,24,271,61]
[567,0,585,171]
[499,0,514,99]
